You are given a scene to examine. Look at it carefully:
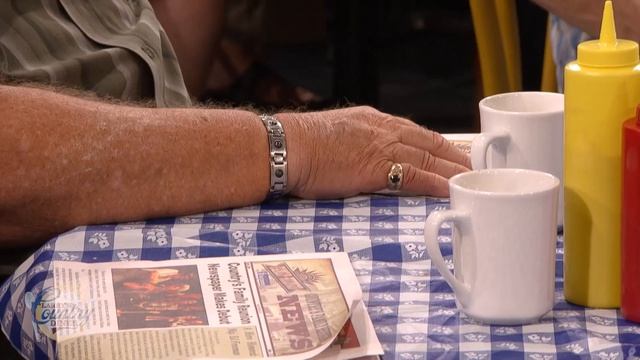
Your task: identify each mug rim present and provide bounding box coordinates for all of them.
[449,168,560,197]
[479,91,564,115]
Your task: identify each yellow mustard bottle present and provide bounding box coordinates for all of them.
[564,0,640,308]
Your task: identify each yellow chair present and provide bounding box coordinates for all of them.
[540,18,557,92]
[469,0,557,96]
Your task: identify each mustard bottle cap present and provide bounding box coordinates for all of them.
[577,0,639,67]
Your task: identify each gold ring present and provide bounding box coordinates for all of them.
[387,163,403,191]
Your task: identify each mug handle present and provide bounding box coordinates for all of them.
[424,210,472,307]
[471,130,510,170]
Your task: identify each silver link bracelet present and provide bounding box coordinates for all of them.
[260,114,287,198]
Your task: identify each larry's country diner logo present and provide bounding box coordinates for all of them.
[24,287,92,339]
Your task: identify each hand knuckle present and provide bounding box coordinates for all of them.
[373,159,389,173]
[403,167,418,185]
[359,105,378,114]
[430,131,447,151]
[422,152,437,170]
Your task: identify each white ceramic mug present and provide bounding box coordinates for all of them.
[471,91,564,226]
[424,169,559,324]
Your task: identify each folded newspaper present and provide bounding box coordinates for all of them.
[30,253,383,359]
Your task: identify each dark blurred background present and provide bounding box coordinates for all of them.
[263,0,548,133]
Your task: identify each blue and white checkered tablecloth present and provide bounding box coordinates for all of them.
[1,195,640,360]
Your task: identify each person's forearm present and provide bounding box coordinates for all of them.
[532,0,640,42]
[150,0,226,97]
[0,85,270,245]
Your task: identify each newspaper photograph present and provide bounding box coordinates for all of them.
[112,266,208,330]
[37,252,382,360]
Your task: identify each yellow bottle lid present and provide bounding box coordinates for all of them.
[577,0,639,67]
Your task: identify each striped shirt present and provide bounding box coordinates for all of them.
[0,0,191,107]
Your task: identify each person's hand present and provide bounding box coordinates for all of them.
[277,106,471,199]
